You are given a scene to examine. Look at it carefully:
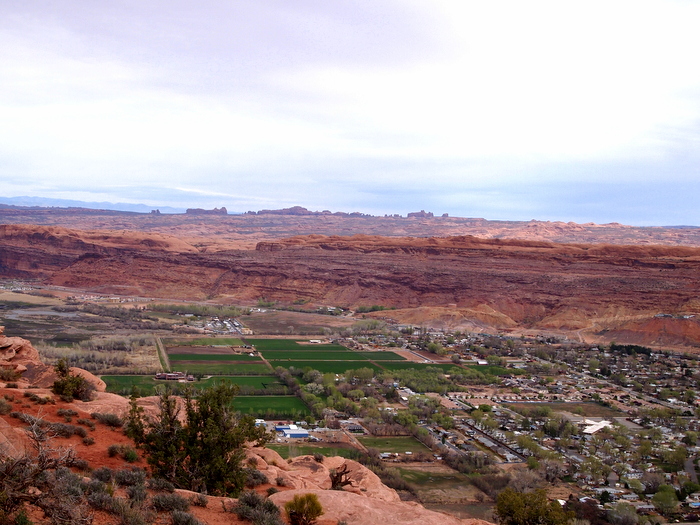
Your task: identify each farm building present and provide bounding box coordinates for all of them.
[276,424,309,438]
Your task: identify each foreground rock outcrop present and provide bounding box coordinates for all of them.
[245,449,489,525]
[270,488,490,525]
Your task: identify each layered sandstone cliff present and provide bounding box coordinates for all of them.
[4,225,700,345]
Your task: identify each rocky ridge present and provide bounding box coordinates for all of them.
[4,224,700,346]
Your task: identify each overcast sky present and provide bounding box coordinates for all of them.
[1,1,699,224]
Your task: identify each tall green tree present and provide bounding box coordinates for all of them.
[126,383,270,496]
[495,488,573,525]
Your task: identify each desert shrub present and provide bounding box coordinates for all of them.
[83,436,95,446]
[92,466,114,483]
[189,494,208,507]
[245,468,268,488]
[284,494,324,525]
[0,398,10,415]
[82,479,108,495]
[152,493,189,512]
[52,358,95,402]
[275,476,286,487]
[266,487,279,496]
[14,509,33,525]
[6,382,18,389]
[87,492,115,511]
[148,478,175,493]
[23,392,52,405]
[108,444,139,462]
[0,368,20,381]
[313,453,324,463]
[231,491,284,525]
[123,446,139,463]
[70,457,90,471]
[126,484,147,504]
[49,422,84,438]
[77,417,96,430]
[91,412,123,428]
[114,468,147,487]
[171,511,204,525]
[108,497,153,525]
[10,411,36,423]
[55,467,84,493]
[57,408,78,418]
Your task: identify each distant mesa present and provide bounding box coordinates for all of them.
[247,206,373,217]
[407,210,434,218]
[185,207,227,215]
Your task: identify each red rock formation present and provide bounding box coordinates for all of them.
[5,224,700,345]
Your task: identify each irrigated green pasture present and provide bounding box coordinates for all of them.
[247,339,348,352]
[163,337,244,346]
[168,353,262,361]
[378,362,458,371]
[245,339,306,350]
[357,351,406,361]
[234,396,310,416]
[273,361,383,374]
[170,362,272,375]
[357,436,431,454]
[264,350,367,361]
[102,375,282,396]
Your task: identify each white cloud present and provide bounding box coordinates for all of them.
[0,1,699,220]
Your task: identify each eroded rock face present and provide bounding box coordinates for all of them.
[270,488,491,525]
[6,222,700,345]
[0,326,109,393]
[250,450,493,524]
[0,326,46,383]
[247,450,400,502]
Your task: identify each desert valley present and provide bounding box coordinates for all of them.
[1,205,700,525]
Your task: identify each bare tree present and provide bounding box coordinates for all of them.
[0,419,92,524]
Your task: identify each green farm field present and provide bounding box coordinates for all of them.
[356,351,406,361]
[247,339,348,352]
[272,361,383,374]
[170,362,272,375]
[263,350,368,361]
[234,396,309,416]
[396,466,470,488]
[163,337,244,346]
[246,339,309,350]
[168,353,262,361]
[378,362,458,372]
[102,375,282,396]
[357,436,431,454]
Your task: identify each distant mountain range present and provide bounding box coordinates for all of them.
[0,196,185,214]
